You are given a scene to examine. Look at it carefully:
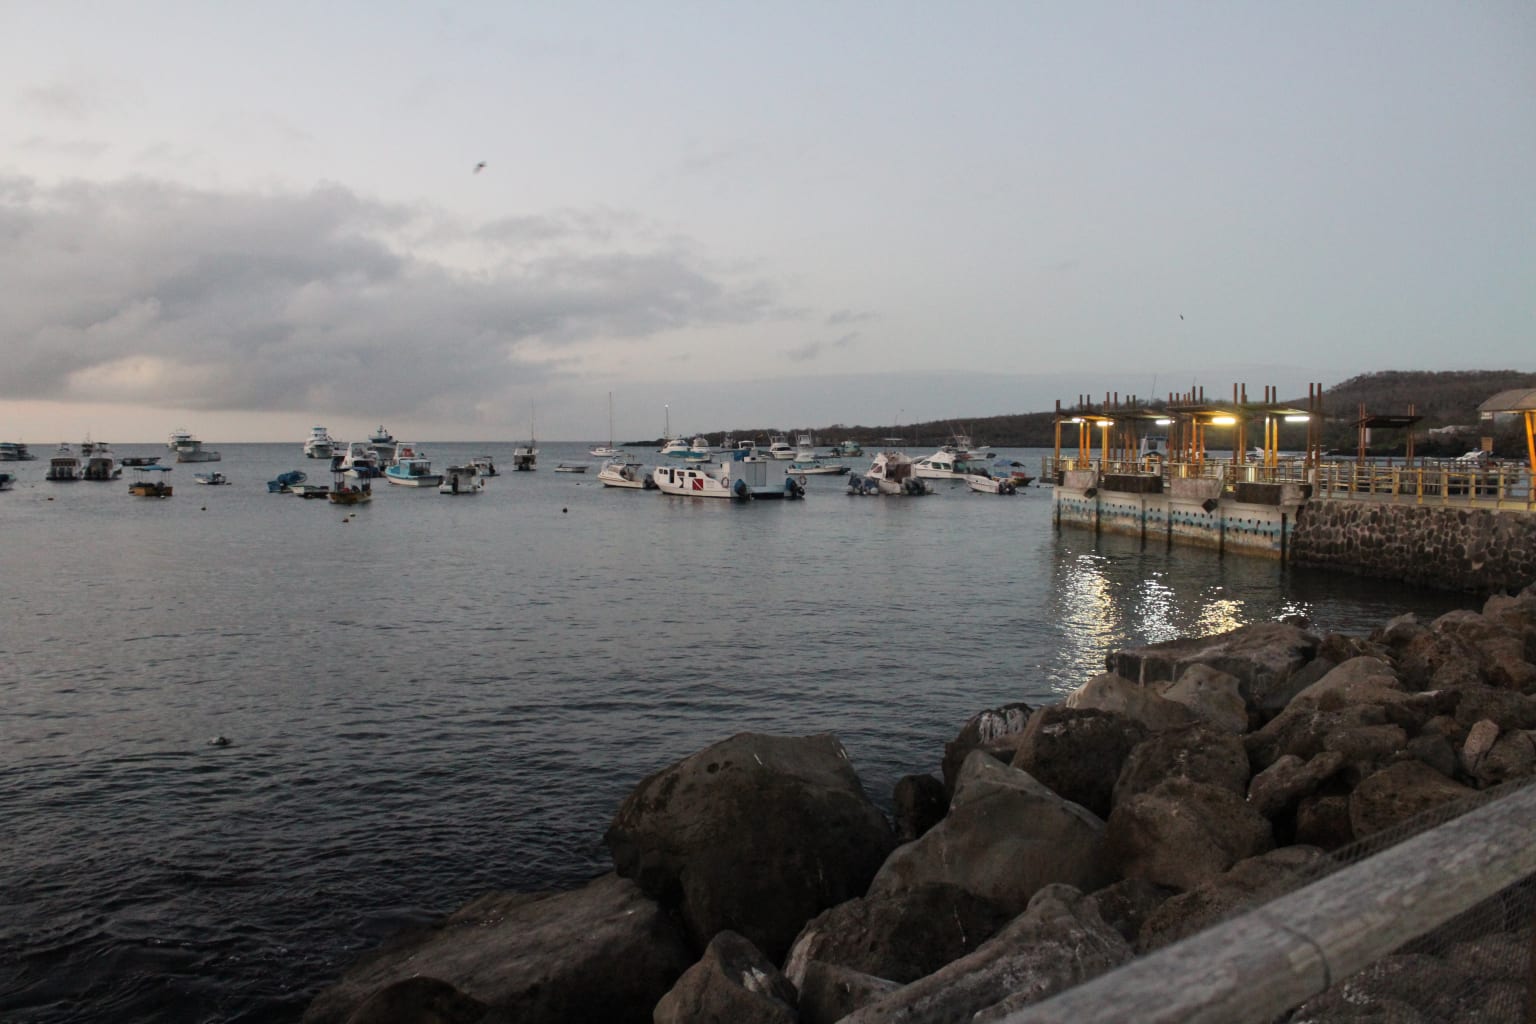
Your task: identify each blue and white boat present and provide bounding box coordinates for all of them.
[384,444,442,487]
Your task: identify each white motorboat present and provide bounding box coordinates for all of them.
[470,455,498,477]
[659,437,693,459]
[828,439,864,458]
[652,453,805,501]
[46,444,81,481]
[193,471,230,486]
[81,444,121,481]
[962,470,1018,495]
[303,426,337,459]
[848,450,931,496]
[766,434,796,460]
[911,447,983,480]
[438,465,486,495]
[786,454,849,476]
[597,459,654,489]
[168,428,221,462]
[688,436,716,458]
[333,441,383,478]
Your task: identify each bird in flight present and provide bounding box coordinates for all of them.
[473,161,487,174]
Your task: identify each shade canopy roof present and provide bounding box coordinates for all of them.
[1478,388,1536,414]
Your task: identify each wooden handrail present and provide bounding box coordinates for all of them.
[999,783,1536,1023]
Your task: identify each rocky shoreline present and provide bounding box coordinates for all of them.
[303,585,1536,1023]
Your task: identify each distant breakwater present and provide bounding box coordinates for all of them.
[303,585,1536,1023]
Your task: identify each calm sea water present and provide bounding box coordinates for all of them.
[0,442,1477,1023]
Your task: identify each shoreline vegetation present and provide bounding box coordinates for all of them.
[304,584,1536,1023]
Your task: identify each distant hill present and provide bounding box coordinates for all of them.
[712,370,1535,455]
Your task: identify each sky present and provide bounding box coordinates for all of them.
[2,2,1532,443]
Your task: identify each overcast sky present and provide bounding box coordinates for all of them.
[3,2,1532,442]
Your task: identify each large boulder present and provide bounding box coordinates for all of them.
[1288,656,1409,710]
[653,931,798,1024]
[837,886,1133,1024]
[795,962,901,1024]
[1104,778,1274,892]
[604,732,894,962]
[1395,629,1486,692]
[1064,672,1196,732]
[1348,760,1476,839]
[1010,706,1147,818]
[1157,664,1250,733]
[1246,751,1346,818]
[342,978,486,1024]
[302,874,693,1024]
[782,884,1014,989]
[1431,609,1536,691]
[1108,621,1320,712]
[1136,845,1328,953]
[1112,722,1251,808]
[941,703,1034,794]
[1245,702,1392,772]
[891,773,947,843]
[868,752,1111,914]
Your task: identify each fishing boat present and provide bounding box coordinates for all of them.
[848,450,930,496]
[828,439,864,458]
[384,444,443,487]
[194,471,230,485]
[589,393,620,458]
[329,468,372,505]
[469,455,498,477]
[766,434,796,460]
[597,458,654,489]
[438,465,485,495]
[0,442,38,461]
[267,470,307,493]
[512,412,539,470]
[652,452,805,501]
[128,464,173,497]
[46,444,81,481]
[302,426,337,459]
[81,444,121,481]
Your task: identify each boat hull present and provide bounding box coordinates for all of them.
[384,473,443,487]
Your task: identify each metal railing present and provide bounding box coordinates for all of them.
[1044,456,1536,511]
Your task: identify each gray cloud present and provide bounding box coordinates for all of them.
[785,331,859,363]
[0,175,780,418]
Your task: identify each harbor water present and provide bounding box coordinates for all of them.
[0,442,1478,1023]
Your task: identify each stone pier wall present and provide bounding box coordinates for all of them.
[1289,499,1536,593]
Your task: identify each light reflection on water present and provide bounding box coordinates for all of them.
[0,444,1479,1022]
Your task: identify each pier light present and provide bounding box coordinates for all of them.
[1096,419,1113,428]
[1284,414,1311,423]
[1211,415,1237,426]
[1067,417,1083,424]
[1155,418,1172,426]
